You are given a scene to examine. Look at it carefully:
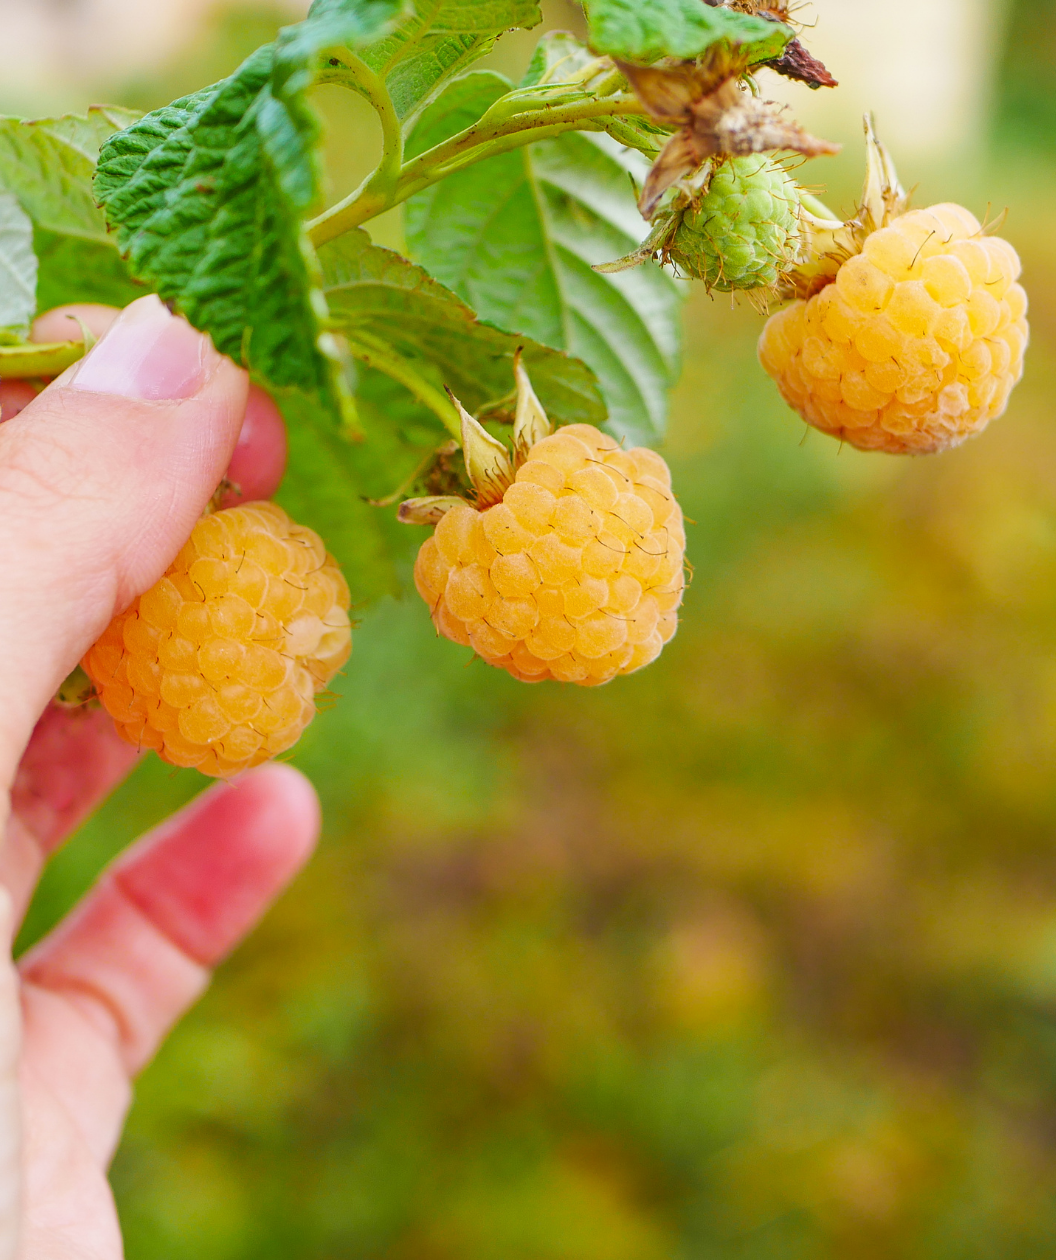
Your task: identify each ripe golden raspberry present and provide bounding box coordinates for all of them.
[83,502,352,778]
[758,202,1029,455]
[413,424,685,686]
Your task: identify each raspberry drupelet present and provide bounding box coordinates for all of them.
[670,155,804,294]
[759,119,1029,454]
[403,361,686,686]
[83,502,352,777]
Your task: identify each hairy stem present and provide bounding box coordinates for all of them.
[307,95,648,246]
[316,53,404,226]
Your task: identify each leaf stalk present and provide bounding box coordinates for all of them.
[315,51,404,225]
[307,94,648,246]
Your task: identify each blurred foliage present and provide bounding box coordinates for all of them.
[15,0,1056,1256]
[996,0,1056,153]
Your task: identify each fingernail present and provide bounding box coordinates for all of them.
[70,295,217,400]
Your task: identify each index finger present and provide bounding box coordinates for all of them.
[31,304,121,345]
[1,705,138,930]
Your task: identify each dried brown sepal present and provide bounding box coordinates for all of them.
[635,76,839,216]
[617,50,748,125]
[208,478,239,512]
[701,2,836,89]
[398,496,474,525]
[701,0,791,17]
[766,38,837,88]
[640,131,712,216]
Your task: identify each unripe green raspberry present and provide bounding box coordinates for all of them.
[669,156,803,293]
[83,502,352,778]
[414,425,685,687]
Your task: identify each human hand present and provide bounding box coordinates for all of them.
[0,297,322,1259]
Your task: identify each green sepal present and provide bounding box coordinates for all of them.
[55,665,96,709]
[0,339,85,379]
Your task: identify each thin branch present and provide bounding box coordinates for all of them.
[307,95,648,246]
[316,52,404,228]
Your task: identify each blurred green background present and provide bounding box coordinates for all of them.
[8,0,1056,1254]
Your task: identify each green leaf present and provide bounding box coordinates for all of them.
[0,191,36,337]
[583,0,791,65]
[274,383,413,607]
[274,0,411,93]
[94,2,411,426]
[521,29,602,88]
[0,107,139,243]
[359,0,542,121]
[404,71,681,446]
[0,107,140,318]
[320,229,607,431]
[33,229,143,311]
[95,47,349,424]
[517,30,669,157]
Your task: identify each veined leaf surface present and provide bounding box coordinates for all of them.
[583,0,791,66]
[321,229,606,427]
[0,191,37,338]
[94,1,408,426]
[96,49,349,422]
[0,107,140,314]
[359,0,542,122]
[405,71,681,446]
[0,107,139,243]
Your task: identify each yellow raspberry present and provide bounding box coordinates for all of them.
[82,502,352,778]
[413,424,685,687]
[758,203,1029,454]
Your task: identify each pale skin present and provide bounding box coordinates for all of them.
[0,297,320,1259]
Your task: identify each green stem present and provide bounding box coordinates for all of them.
[346,336,461,438]
[316,53,405,229]
[307,95,647,246]
[0,339,85,379]
[800,192,841,223]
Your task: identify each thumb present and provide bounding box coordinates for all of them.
[0,295,249,791]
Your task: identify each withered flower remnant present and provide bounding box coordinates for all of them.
[619,51,839,216]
